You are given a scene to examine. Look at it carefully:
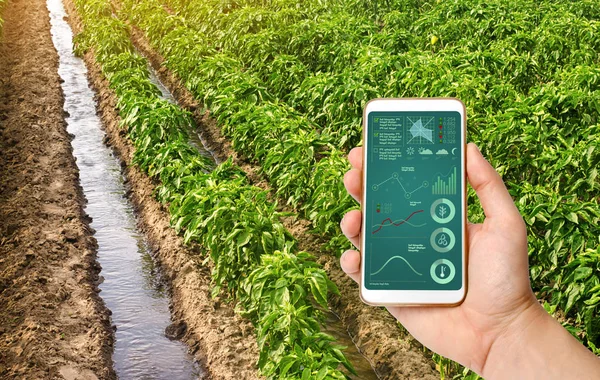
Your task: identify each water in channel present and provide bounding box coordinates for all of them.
[145,59,379,378]
[145,62,218,165]
[141,28,379,380]
[47,0,201,377]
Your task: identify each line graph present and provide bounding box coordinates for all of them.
[372,172,428,199]
[370,255,423,277]
[372,210,424,234]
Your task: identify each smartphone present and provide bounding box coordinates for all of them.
[360,98,467,306]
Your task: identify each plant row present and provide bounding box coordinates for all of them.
[129,0,600,350]
[121,0,356,254]
[165,0,600,152]
[72,0,355,378]
[126,0,600,368]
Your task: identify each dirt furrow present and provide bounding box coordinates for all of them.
[124,18,439,380]
[60,0,264,378]
[0,0,114,378]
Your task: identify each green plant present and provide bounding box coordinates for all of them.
[73,1,354,377]
[114,0,600,377]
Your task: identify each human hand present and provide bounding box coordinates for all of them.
[340,143,545,375]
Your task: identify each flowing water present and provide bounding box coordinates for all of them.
[323,311,380,379]
[144,62,379,378]
[47,0,202,377]
[48,0,379,376]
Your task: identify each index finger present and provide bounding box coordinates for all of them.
[348,147,363,170]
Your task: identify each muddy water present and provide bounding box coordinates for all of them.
[323,312,380,379]
[47,0,202,378]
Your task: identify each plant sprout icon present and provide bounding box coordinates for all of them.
[437,205,447,219]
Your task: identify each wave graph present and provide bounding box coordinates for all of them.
[370,255,423,276]
[371,210,424,234]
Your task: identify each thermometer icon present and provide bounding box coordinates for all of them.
[430,259,456,285]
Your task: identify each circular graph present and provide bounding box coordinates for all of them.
[430,259,456,284]
[430,198,455,224]
[430,227,455,253]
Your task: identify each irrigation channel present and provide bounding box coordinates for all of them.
[143,52,380,380]
[48,0,379,376]
[47,0,202,377]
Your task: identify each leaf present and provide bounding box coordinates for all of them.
[316,366,328,380]
[301,368,311,380]
[237,230,252,246]
[573,267,593,281]
[566,212,579,224]
[308,271,328,308]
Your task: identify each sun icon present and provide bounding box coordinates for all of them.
[407,147,415,155]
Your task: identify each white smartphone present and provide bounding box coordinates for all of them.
[360,98,467,306]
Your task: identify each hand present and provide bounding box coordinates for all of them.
[340,143,542,374]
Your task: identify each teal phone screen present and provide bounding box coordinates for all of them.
[364,111,463,290]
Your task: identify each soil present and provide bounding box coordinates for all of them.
[125,16,440,380]
[62,0,264,378]
[0,0,114,378]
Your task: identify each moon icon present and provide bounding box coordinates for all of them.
[451,148,457,155]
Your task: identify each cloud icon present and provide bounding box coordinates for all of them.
[436,149,449,155]
[419,148,433,155]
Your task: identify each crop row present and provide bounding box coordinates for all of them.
[121,0,356,253]
[123,0,600,368]
[165,0,600,169]
[71,0,355,378]
[164,0,600,152]
[149,0,600,210]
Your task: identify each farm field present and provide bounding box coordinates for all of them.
[0,0,599,379]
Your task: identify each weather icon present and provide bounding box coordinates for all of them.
[407,147,415,155]
[419,148,433,155]
[436,149,449,155]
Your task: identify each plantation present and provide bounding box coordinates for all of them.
[0,0,599,378]
[120,0,600,363]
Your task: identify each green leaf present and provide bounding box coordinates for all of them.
[573,267,593,281]
[566,212,579,224]
[301,368,311,380]
[308,271,328,308]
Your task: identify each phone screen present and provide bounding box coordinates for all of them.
[364,111,463,291]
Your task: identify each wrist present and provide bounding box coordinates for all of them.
[480,296,549,379]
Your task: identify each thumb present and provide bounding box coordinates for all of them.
[466,143,522,225]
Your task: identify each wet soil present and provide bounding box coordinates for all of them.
[62,0,264,378]
[126,17,440,380]
[0,0,114,378]
[47,0,204,376]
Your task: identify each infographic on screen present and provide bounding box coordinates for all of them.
[365,111,463,290]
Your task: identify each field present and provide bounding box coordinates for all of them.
[0,0,599,378]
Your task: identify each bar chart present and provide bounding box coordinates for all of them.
[431,167,457,195]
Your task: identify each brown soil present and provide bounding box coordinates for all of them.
[62,0,264,378]
[126,17,440,380]
[0,0,114,378]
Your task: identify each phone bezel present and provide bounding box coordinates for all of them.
[360,98,468,306]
